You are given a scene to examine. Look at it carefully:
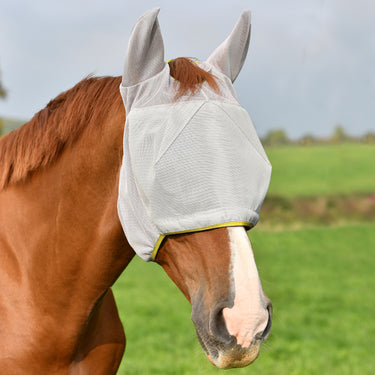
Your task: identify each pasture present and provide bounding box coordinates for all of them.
[113,143,375,374]
[266,143,375,197]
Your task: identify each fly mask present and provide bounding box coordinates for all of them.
[117,8,272,261]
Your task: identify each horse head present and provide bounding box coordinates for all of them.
[118,8,272,368]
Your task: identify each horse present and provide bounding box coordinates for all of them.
[0,8,272,374]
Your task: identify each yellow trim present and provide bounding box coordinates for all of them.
[150,221,253,261]
[152,234,167,259]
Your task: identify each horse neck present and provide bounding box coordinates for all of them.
[0,104,133,304]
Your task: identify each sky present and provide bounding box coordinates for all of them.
[0,0,374,139]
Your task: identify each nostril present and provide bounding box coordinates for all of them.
[260,302,273,341]
[209,305,233,345]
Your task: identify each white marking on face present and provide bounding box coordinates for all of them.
[222,227,269,348]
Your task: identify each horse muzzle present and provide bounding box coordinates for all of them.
[192,299,272,369]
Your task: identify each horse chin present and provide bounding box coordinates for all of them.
[209,342,261,369]
[196,329,262,369]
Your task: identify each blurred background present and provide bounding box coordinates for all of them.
[1,1,374,374]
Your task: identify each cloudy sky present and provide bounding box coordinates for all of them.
[0,0,374,139]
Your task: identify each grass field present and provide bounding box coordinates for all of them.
[112,143,375,374]
[266,143,375,197]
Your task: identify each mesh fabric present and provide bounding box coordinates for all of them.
[118,62,271,261]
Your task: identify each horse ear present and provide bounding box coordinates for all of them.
[206,11,251,83]
[122,8,166,86]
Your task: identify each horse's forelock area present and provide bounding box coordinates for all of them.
[168,57,219,99]
[0,76,123,191]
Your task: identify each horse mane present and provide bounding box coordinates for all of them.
[168,57,219,98]
[0,76,122,191]
[0,58,216,191]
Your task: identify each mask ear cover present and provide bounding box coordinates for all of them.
[206,11,251,83]
[122,8,166,87]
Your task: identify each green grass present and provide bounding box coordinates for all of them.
[113,223,375,374]
[265,143,375,197]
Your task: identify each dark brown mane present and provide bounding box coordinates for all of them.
[0,76,122,190]
[168,57,219,99]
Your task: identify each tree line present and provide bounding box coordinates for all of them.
[261,126,375,146]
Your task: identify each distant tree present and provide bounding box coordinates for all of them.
[262,129,289,146]
[0,84,5,99]
[361,132,375,144]
[299,134,317,146]
[331,124,348,144]
[0,63,6,99]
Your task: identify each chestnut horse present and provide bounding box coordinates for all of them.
[0,10,272,374]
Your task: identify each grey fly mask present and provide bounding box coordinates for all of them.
[117,8,272,261]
